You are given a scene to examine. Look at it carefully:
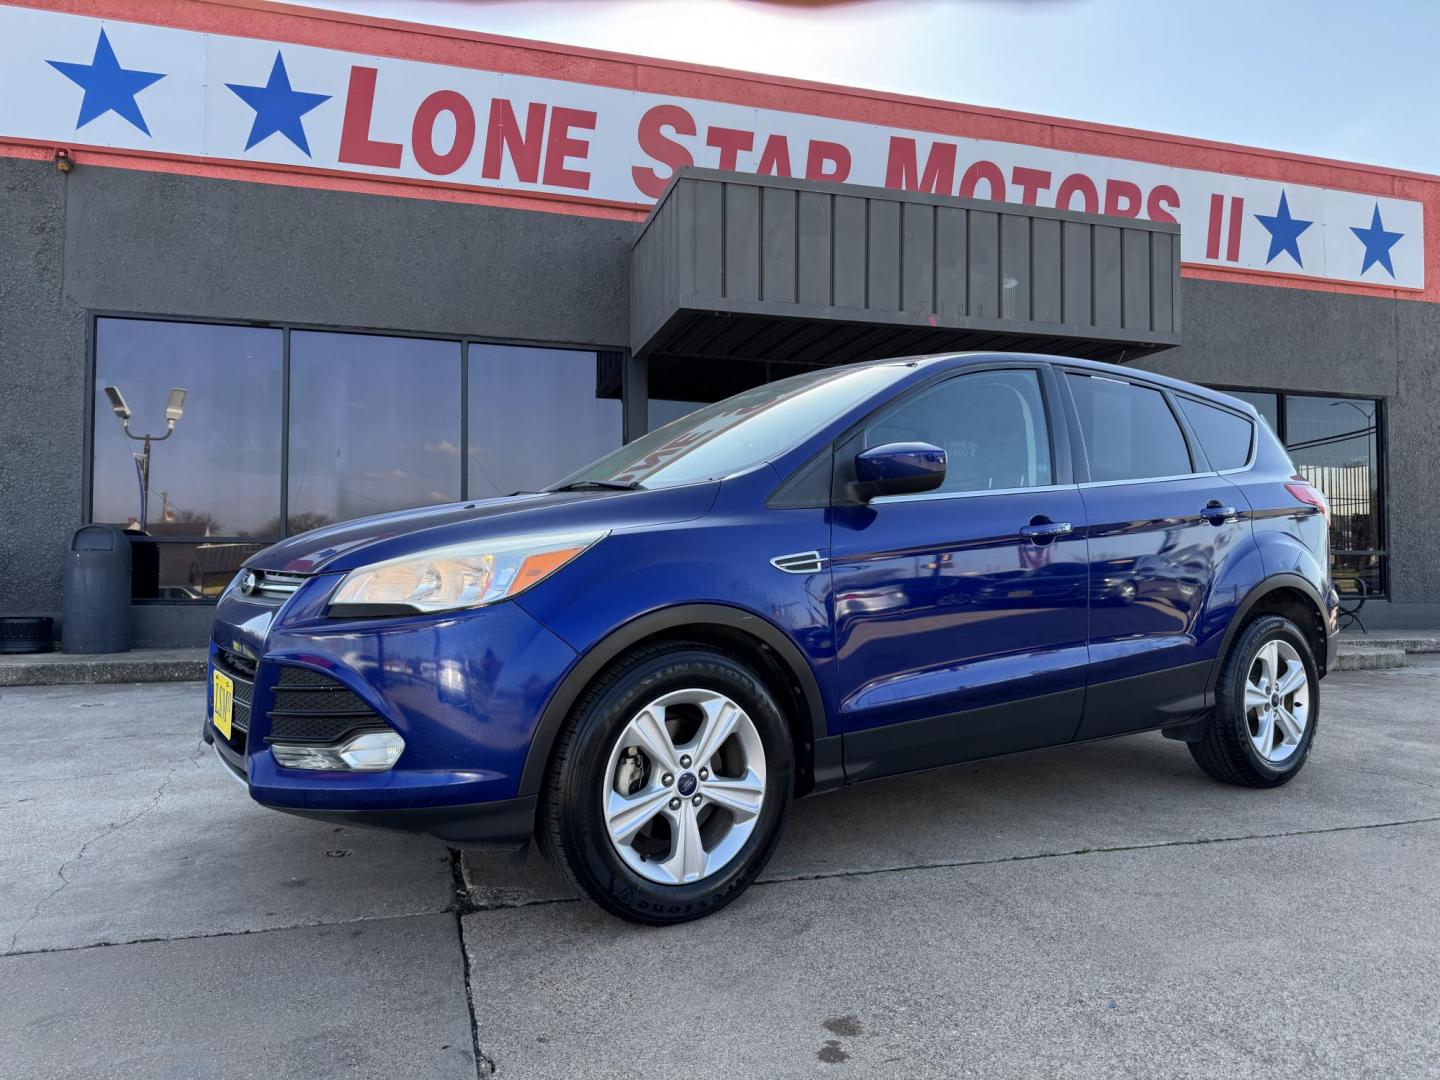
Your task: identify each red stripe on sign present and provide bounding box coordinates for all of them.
[1206,193,1223,260]
[1226,195,1245,262]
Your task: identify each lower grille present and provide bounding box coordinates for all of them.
[266,665,390,745]
[213,647,255,750]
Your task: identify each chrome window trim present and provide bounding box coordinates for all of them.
[871,469,1257,500]
[1076,471,1218,490]
[870,482,1077,505]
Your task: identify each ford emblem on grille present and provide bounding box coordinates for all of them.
[239,569,258,596]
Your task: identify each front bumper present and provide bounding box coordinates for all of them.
[206,573,577,843]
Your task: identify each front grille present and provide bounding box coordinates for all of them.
[266,665,390,746]
[252,570,308,600]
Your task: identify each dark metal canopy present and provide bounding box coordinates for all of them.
[630,168,1181,397]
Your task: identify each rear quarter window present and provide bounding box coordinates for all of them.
[1178,397,1255,471]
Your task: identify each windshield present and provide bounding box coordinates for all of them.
[551,364,908,491]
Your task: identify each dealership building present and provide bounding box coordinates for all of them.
[1,0,1436,646]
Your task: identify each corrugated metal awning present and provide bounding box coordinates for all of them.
[630,169,1181,384]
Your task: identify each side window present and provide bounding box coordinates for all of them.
[1178,397,1255,471]
[1066,373,1192,482]
[866,370,1053,494]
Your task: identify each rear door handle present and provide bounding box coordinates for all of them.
[1020,521,1073,543]
[1200,504,1237,525]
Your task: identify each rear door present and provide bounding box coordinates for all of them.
[1062,371,1252,740]
[831,364,1091,782]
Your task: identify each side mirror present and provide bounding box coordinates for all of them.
[852,442,947,501]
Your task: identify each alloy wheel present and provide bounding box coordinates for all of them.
[1243,639,1311,764]
[601,688,767,886]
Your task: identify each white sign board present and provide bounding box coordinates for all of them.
[0,5,1422,288]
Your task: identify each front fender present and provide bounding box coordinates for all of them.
[510,601,833,798]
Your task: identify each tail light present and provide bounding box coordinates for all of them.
[1285,478,1329,519]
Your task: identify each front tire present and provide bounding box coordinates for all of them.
[539,643,793,925]
[1189,614,1319,787]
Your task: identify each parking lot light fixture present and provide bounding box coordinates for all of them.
[102,383,188,530]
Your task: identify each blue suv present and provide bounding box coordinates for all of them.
[206,353,1339,923]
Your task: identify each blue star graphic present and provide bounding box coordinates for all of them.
[1350,203,1404,277]
[1253,190,1313,268]
[226,52,330,156]
[47,28,165,136]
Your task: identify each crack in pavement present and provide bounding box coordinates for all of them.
[0,906,456,960]
[441,813,1440,915]
[2,740,208,956]
[5,770,155,786]
[449,851,498,1077]
[7,815,1438,957]
[751,813,1440,887]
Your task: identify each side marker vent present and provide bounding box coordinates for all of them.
[770,550,827,575]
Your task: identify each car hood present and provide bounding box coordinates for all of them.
[246,484,721,574]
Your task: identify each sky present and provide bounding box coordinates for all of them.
[291,0,1438,175]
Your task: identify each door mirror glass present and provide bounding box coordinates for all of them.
[854,442,947,501]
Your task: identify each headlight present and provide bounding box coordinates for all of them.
[327,530,606,616]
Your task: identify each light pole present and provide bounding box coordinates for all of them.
[103,385,187,532]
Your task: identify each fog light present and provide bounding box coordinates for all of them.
[271,730,405,772]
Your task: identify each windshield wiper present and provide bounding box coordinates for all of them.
[548,479,644,492]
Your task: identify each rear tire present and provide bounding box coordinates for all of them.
[1189,614,1319,787]
[539,643,792,925]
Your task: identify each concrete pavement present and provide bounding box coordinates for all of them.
[2,660,1438,1078]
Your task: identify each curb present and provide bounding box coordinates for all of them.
[1340,637,1440,654]
[1333,647,1406,672]
[0,654,207,687]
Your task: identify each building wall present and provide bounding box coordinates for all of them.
[2,156,1437,639]
[0,156,634,641]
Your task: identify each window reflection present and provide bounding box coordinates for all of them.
[92,319,282,537]
[467,346,621,498]
[288,331,462,531]
[129,539,268,599]
[1285,396,1381,556]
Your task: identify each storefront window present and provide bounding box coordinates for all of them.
[92,318,283,537]
[287,331,462,531]
[467,346,621,498]
[1284,395,1383,596]
[1211,386,1385,596]
[92,320,638,600]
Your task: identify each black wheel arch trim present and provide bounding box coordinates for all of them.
[1209,573,1330,695]
[516,603,829,798]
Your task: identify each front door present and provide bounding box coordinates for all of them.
[831,366,1090,782]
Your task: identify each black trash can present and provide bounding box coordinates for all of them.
[62,524,132,654]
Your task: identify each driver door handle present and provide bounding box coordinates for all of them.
[1020,521,1073,543]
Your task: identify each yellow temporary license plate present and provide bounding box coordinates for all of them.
[212,668,234,740]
